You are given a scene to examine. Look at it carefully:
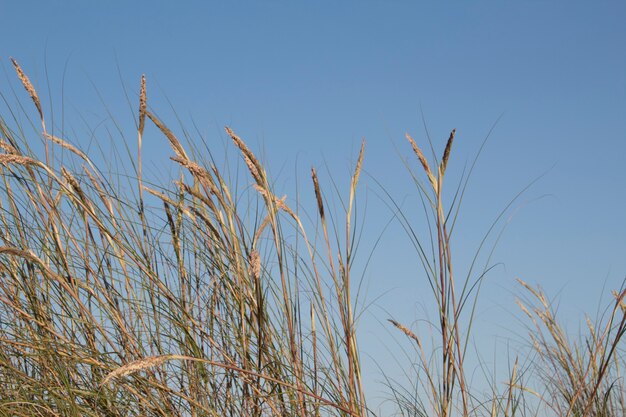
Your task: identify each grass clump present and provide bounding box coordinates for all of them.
[0,58,365,417]
[517,280,626,417]
[0,58,624,417]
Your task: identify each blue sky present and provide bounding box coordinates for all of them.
[2,0,625,408]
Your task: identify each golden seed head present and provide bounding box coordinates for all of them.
[10,57,43,122]
[406,133,438,189]
[406,133,432,176]
[0,154,38,167]
[102,355,174,385]
[146,110,188,160]
[388,319,421,347]
[225,126,264,186]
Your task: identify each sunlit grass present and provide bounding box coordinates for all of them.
[0,58,623,417]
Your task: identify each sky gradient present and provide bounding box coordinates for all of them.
[2,1,625,409]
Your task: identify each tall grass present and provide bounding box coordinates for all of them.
[0,59,365,417]
[0,59,624,417]
[517,280,625,417]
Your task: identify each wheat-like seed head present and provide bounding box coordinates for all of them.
[243,153,262,185]
[170,156,221,197]
[388,319,422,348]
[146,111,188,160]
[311,168,324,219]
[171,156,207,179]
[405,133,431,175]
[10,58,43,122]
[138,74,147,135]
[440,128,456,175]
[225,126,265,186]
[0,154,40,167]
[102,354,178,385]
[406,133,437,190]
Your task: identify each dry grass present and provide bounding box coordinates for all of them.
[516,281,626,417]
[0,58,367,417]
[0,58,624,417]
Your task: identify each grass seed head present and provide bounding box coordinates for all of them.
[139,74,147,134]
[146,110,188,160]
[11,58,43,122]
[0,154,39,167]
[225,126,264,186]
[102,355,175,385]
[440,128,456,175]
[311,167,324,219]
[388,319,422,348]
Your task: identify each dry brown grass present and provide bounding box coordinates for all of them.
[0,58,368,417]
[1,58,624,417]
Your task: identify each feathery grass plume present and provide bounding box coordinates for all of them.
[388,319,422,348]
[10,57,44,124]
[10,58,51,170]
[406,132,437,189]
[146,110,189,160]
[170,155,212,182]
[351,139,365,189]
[225,126,265,186]
[0,153,41,167]
[439,128,456,176]
[102,354,177,385]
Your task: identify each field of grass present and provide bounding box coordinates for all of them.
[0,59,624,417]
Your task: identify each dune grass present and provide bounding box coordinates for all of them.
[0,59,624,417]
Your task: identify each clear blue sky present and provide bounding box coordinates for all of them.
[2,0,625,409]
